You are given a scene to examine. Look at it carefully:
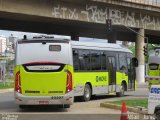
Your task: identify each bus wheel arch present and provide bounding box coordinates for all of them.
[81,82,92,102]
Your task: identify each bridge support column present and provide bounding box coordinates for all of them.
[136,28,145,83]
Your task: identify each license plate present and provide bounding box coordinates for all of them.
[39,101,49,105]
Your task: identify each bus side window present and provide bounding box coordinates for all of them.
[90,50,101,71]
[101,52,107,70]
[78,49,90,71]
[127,58,131,72]
[119,52,127,72]
[116,53,119,71]
[73,49,79,71]
[127,53,135,72]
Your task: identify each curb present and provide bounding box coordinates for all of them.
[0,88,14,93]
[100,102,148,114]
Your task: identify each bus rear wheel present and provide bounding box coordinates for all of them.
[19,105,28,109]
[81,84,91,102]
[63,104,70,108]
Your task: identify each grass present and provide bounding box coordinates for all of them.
[109,99,148,108]
[0,82,14,89]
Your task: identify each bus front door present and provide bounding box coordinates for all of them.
[108,56,116,93]
[127,57,135,90]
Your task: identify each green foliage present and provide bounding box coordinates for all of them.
[127,43,160,58]
[0,82,14,89]
[110,99,148,108]
[128,44,135,56]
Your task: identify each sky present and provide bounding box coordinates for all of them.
[0,30,45,39]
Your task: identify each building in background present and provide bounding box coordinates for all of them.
[6,34,17,79]
[7,34,17,60]
[0,36,7,55]
[0,36,7,81]
[0,34,17,81]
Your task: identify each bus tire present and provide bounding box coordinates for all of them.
[64,104,70,108]
[116,83,125,97]
[81,84,91,102]
[155,109,160,120]
[19,105,27,109]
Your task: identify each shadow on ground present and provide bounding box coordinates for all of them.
[18,105,68,112]
[74,95,130,102]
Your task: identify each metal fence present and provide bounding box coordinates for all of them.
[123,0,160,6]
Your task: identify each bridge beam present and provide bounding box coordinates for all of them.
[136,28,145,83]
[0,0,159,43]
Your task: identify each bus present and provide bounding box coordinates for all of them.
[14,35,138,109]
[145,47,160,87]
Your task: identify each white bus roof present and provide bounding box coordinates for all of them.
[70,41,132,53]
[17,38,132,53]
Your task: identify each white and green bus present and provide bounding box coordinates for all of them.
[14,36,137,109]
[145,47,160,87]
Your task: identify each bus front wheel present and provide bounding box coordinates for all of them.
[116,83,125,97]
[81,84,91,102]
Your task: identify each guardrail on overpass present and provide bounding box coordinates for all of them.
[123,0,160,6]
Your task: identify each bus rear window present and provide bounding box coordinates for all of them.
[149,63,159,70]
[23,62,65,72]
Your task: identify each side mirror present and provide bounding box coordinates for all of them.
[132,57,138,67]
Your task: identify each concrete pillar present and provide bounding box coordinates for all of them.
[135,28,145,83]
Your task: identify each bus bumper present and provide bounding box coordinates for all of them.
[14,91,74,105]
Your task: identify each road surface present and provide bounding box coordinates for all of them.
[0,87,149,120]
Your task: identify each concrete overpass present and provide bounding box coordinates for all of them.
[0,0,160,83]
[0,0,159,43]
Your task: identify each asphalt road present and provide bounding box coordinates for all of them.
[0,87,149,120]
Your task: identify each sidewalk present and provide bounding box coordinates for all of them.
[0,80,14,93]
[136,82,148,88]
[0,88,14,93]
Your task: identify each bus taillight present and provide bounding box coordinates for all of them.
[66,71,72,93]
[15,71,21,93]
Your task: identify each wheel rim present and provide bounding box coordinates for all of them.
[84,86,90,98]
[121,85,124,95]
